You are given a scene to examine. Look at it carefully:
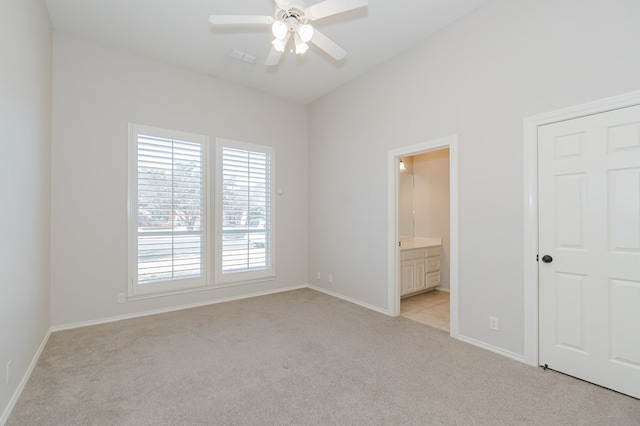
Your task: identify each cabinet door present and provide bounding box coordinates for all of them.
[401,261,416,296]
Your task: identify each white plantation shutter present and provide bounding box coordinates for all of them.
[130,124,207,294]
[129,127,275,296]
[218,140,275,281]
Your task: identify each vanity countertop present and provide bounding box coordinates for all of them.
[399,237,442,250]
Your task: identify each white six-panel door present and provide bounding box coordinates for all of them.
[538,104,640,399]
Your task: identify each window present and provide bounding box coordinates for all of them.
[216,139,275,283]
[129,124,208,296]
[128,125,274,297]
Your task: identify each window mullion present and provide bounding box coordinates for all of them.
[171,138,175,281]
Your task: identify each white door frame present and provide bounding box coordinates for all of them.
[387,135,459,339]
[523,89,640,367]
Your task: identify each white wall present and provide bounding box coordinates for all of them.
[51,33,308,327]
[308,0,640,356]
[0,0,52,420]
[413,149,450,291]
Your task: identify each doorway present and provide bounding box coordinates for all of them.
[398,150,451,332]
[524,90,640,398]
[387,135,459,338]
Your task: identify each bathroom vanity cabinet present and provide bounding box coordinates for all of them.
[400,238,442,298]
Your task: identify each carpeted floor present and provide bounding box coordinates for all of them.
[8,288,640,425]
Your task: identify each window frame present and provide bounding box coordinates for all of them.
[128,123,210,297]
[214,138,276,285]
[128,126,276,299]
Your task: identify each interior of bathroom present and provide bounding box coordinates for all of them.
[399,148,450,332]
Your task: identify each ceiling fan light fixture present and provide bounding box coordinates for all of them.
[298,24,314,42]
[294,33,309,54]
[271,21,288,40]
[272,38,286,53]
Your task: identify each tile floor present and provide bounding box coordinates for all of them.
[400,290,450,332]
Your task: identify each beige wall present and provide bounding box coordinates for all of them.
[0,0,52,419]
[398,173,414,238]
[308,0,640,356]
[50,33,308,327]
[413,149,450,291]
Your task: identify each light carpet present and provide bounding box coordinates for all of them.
[8,288,640,425]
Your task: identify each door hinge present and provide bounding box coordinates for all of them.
[399,241,401,247]
[536,254,539,262]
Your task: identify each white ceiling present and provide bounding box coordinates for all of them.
[44,0,490,104]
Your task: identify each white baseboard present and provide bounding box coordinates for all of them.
[305,287,528,367]
[0,329,51,426]
[51,284,307,332]
[455,334,526,364]
[307,284,391,316]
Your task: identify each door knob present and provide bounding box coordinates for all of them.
[541,255,553,263]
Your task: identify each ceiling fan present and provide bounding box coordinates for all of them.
[209,0,368,66]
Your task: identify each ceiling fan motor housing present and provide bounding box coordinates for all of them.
[276,7,308,30]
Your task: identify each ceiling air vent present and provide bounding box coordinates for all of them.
[228,48,258,64]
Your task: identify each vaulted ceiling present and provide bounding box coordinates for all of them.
[44,0,490,103]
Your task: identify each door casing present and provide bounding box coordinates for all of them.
[387,135,459,339]
[523,89,640,367]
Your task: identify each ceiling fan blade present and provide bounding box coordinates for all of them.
[209,15,275,25]
[305,0,368,20]
[265,46,284,66]
[274,0,293,10]
[308,29,347,60]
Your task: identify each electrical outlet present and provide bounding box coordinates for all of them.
[316,272,321,280]
[328,274,333,283]
[489,317,500,331]
[117,293,126,303]
[6,360,12,384]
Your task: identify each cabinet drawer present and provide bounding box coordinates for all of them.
[426,246,441,258]
[426,256,441,272]
[401,248,426,261]
[426,271,441,288]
